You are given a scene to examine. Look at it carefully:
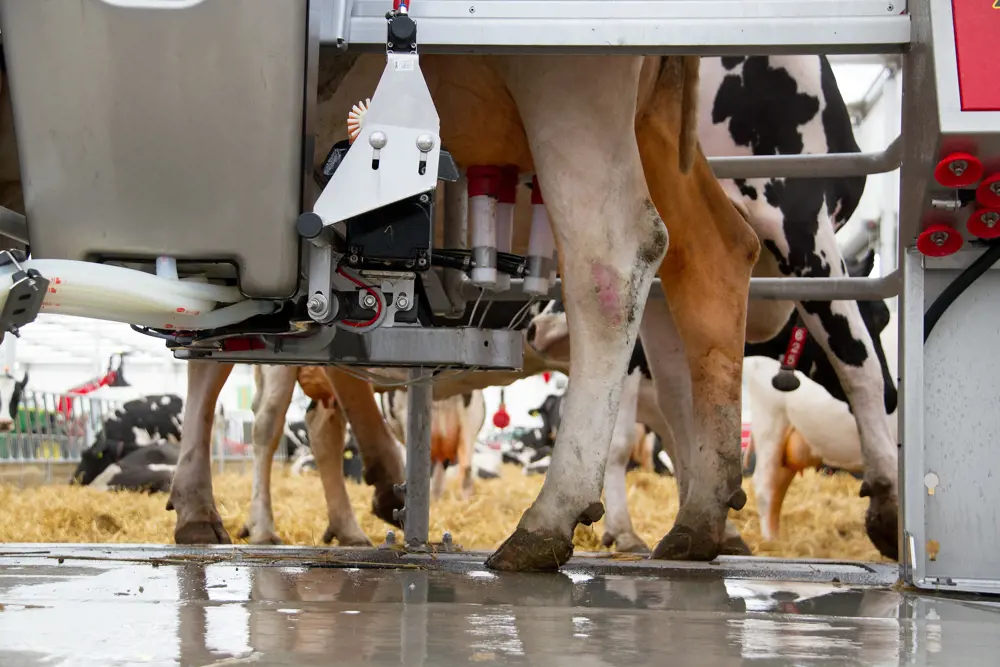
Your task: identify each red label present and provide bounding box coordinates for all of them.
[780,326,808,369]
[952,1,1000,111]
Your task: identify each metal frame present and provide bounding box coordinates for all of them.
[319,0,911,54]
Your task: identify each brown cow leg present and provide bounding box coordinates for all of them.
[169,360,233,544]
[324,368,405,527]
[636,76,760,559]
[308,400,372,546]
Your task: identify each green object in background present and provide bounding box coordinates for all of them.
[237,386,252,411]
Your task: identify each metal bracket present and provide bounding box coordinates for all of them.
[0,250,48,343]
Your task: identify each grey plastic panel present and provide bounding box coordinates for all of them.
[902,249,1000,595]
[0,0,313,298]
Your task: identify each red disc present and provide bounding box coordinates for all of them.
[916,223,964,257]
[492,406,511,429]
[976,173,1000,208]
[933,152,984,188]
[967,208,1000,239]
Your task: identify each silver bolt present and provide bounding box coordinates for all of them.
[949,160,967,177]
[385,530,396,545]
[307,294,327,315]
[991,182,1000,196]
[361,292,378,309]
[417,257,428,267]
[416,134,435,152]
[982,211,999,228]
[930,230,948,246]
[369,131,388,150]
[395,294,409,310]
[442,531,453,545]
[469,5,475,13]
[349,254,359,264]
[419,194,430,204]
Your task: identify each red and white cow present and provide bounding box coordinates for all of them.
[162,51,759,571]
[527,55,899,560]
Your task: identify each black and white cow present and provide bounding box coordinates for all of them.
[0,369,27,431]
[704,55,898,559]
[526,55,900,558]
[71,394,184,491]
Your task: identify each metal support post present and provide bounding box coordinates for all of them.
[403,368,432,548]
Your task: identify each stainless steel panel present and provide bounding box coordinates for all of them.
[907,260,1000,593]
[0,0,314,298]
[322,0,910,53]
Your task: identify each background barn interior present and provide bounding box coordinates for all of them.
[0,55,900,562]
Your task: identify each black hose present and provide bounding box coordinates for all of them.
[924,241,1000,343]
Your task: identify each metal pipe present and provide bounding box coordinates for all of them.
[0,207,29,246]
[457,270,901,303]
[403,368,432,548]
[748,269,900,300]
[708,135,903,179]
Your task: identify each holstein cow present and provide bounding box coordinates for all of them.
[380,388,487,501]
[527,54,899,560]
[745,304,898,542]
[70,394,184,492]
[0,369,27,431]
[162,49,760,572]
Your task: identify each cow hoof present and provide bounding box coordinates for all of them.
[372,485,404,528]
[720,534,753,556]
[485,526,574,572]
[601,531,651,554]
[238,525,283,545]
[651,525,720,561]
[322,526,372,547]
[175,520,231,545]
[864,493,899,561]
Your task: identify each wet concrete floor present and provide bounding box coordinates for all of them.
[0,545,998,666]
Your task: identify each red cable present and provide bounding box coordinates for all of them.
[336,267,382,328]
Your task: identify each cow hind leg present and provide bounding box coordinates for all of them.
[755,196,898,559]
[639,301,753,559]
[486,54,666,572]
[239,366,297,545]
[601,369,650,554]
[324,368,406,526]
[307,400,371,546]
[168,360,234,544]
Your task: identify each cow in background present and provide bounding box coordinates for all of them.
[381,389,487,501]
[0,368,27,431]
[70,394,184,492]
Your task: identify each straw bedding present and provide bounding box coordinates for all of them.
[0,464,884,561]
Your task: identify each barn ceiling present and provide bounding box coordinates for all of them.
[0,56,895,369]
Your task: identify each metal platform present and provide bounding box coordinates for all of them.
[0,544,998,666]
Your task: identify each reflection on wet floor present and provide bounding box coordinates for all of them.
[0,547,999,666]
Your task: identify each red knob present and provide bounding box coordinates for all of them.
[976,173,1000,209]
[492,405,511,429]
[967,208,1000,240]
[916,223,963,257]
[542,372,552,383]
[933,152,983,188]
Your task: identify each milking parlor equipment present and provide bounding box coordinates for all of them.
[0,0,997,591]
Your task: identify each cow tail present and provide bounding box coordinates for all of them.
[678,55,700,175]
